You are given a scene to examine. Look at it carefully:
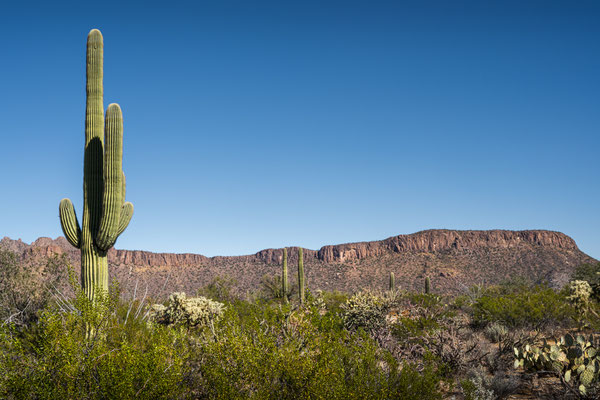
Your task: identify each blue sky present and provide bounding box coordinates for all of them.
[0,1,598,258]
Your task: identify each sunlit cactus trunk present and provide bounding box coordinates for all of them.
[389,271,395,291]
[425,276,431,294]
[59,29,133,301]
[298,247,305,304]
[282,248,289,303]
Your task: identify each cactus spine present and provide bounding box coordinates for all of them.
[389,271,395,291]
[425,276,431,294]
[59,29,133,301]
[298,247,305,304]
[282,248,289,303]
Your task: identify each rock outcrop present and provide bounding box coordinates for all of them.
[0,230,595,298]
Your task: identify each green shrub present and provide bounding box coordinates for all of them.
[0,283,188,399]
[197,275,239,303]
[392,293,454,342]
[186,299,445,399]
[470,284,574,329]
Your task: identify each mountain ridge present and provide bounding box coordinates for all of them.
[1,229,596,298]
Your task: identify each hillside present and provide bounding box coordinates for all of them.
[1,229,596,299]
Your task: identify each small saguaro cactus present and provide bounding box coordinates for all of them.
[298,247,305,304]
[59,29,133,301]
[425,276,431,294]
[389,272,395,291]
[282,248,289,303]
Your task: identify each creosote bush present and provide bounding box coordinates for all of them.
[0,281,188,399]
[470,283,575,329]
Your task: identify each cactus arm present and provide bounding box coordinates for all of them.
[59,198,81,248]
[116,202,134,237]
[96,103,124,250]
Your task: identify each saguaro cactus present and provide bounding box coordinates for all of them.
[425,276,431,294]
[59,29,133,300]
[298,247,305,304]
[389,271,395,291]
[282,248,289,303]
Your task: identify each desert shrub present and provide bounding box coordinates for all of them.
[259,273,284,300]
[391,294,454,342]
[319,290,348,314]
[0,283,188,399]
[470,284,574,329]
[197,275,238,303]
[461,369,495,400]
[186,298,445,400]
[0,248,69,327]
[148,292,225,330]
[484,322,509,343]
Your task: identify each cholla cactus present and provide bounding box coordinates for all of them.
[149,292,225,329]
[568,280,593,315]
[341,291,389,332]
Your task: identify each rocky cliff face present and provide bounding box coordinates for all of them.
[317,230,578,263]
[1,230,596,298]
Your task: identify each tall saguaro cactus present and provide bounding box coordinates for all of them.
[282,248,289,303]
[59,29,133,300]
[389,272,395,291]
[425,276,431,294]
[298,247,305,304]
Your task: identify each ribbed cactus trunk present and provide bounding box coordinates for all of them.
[282,248,288,303]
[298,247,305,305]
[425,276,431,294]
[59,29,133,301]
[389,272,395,291]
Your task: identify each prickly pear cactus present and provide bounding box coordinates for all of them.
[514,333,600,395]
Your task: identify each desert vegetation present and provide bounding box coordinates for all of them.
[1,246,600,399]
[1,26,596,400]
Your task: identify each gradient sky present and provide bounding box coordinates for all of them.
[0,1,598,258]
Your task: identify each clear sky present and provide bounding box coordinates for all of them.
[0,1,598,258]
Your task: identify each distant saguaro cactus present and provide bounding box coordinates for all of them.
[298,247,305,304]
[59,29,133,301]
[282,248,289,303]
[425,276,431,294]
[389,272,395,291]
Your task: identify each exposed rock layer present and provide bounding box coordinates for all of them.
[1,230,595,298]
